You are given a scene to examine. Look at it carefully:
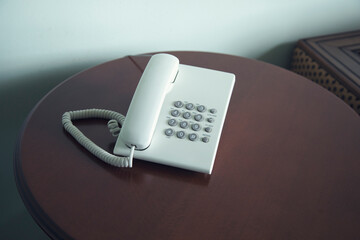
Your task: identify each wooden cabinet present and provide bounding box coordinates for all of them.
[291,30,360,114]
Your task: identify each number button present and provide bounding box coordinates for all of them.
[197,105,206,112]
[194,114,203,121]
[185,103,195,110]
[188,133,198,141]
[174,101,183,108]
[171,109,181,117]
[179,121,188,129]
[176,131,186,139]
[191,123,201,131]
[183,112,191,119]
[168,119,177,126]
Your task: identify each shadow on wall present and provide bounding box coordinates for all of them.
[256,42,297,69]
[0,63,100,129]
[0,62,98,240]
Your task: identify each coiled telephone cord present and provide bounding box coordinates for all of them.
[62,109,135,167]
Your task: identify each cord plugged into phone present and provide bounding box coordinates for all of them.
[62,53,235,174]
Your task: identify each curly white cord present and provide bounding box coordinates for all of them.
[62,109,134,167]
[107,119,121,137]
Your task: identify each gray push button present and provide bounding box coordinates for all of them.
[165,128,174,136]
[194,114,203,121]
[183,112,191,119]
[204,127,212,133]
[207,117,214,123]
[188,133,198,141]
[180,121,188,128]
[176,131,186,139]
[209,108,217,114]
[191,123,201,131]
[185,103,195,110]
[197,105,206,112]
[168,119,177,126]
[174,101,183,108]
[201,137,209,143]
[171,109,181,117]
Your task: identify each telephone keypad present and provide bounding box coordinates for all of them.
[165,101,218,143]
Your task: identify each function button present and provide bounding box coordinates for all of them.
[188,133,198,141]
[191,123,201,131]
[194,114,203,121]
[174,101,184,108]
[165,128,174,136]
[207,117,214,123]
[197,105,206,112]
[171,109,181,117]
[168,119,177,126]
[209,108,217,114]
[183,112,191,119]
[185,103,195,110]
[176,131,186,139]
[179,121,188,129]
[204,127,212,133]
[201,137,209,143]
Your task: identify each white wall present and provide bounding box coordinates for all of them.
[1,0,360,82]
[1,0,360,122]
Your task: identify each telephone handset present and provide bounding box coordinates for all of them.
[62,53,235,174]
[119,54,179,150]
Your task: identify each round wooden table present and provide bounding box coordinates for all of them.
[15,52,360,239]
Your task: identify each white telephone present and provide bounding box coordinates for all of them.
[62,54,235,174]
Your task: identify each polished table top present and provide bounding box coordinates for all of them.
[15,52,360,239]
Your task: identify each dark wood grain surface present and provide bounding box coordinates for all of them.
[15,52,360,240]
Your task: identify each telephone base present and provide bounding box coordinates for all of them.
[114,64,235,174]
